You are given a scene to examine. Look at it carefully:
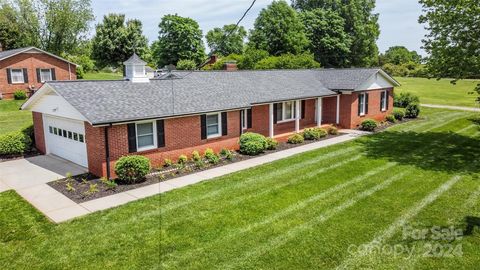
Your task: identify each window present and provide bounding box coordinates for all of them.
[134,65,144,76]
[275,101,297,122]
[206,113,221,138]
[136,121,156,150]
[58,129,63,136]
[40,69,52,82]
[49,126,53,133]
[53,127,58,135]
[358,93,366,116]
[73,133,78,141]
[79,134,84,143]
[241,109,248,129]
[62,130,67,137]
[68,131,72,139]
[380,90,388,111]
[10,69,24,84]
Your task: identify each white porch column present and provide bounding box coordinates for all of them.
[336,95,340,124]
[317,97,323,127]
[269,103,274,138]
[295,100,300,132]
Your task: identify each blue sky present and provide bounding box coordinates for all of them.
[91,0,427,55]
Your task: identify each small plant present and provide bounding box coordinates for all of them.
[327,125,339,135]
[204,148,220,164]
[65,172,73,180]
[195,160,205,169]
[86,183,99,195]
[163,158,173,167]
[220,148,234,160]
[174,163,185,173]
[288,133,304,144]
[101,177,117,189]
[191,150,201,162]
[265,137,278,150]
[239,132,267,155]
[303,128,327,140]
[114,155,151,184]
[360,119,378,131]
[13,90,27,100]
[386,114,396,123]
[219,148,229,157]
[405,103,420,118]
[158,173,166,181]
[66,182,75,192]
[81,178,88,184]
[393,108,405,121]
[177,154,188,165]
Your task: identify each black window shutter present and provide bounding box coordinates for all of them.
[221,112,228,136]
[51,68,56,80]
[365,93,369,114]
[36,68,41,83]
[380,91,384,110]
[156,120,165,147]
[127,123,137,153]
[273,103,278,124]
[301,100,306,119]
[247,108,252,128]
[22,68,28,83]
[386,91,389,110]
[6,69,11,84]
[358,94,362,116]
[200,115,207,140]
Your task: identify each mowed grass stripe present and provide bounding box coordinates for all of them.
[399,110,454,132]
[421,113,477,133]
[162,162,398,268]
[405,111,466,132]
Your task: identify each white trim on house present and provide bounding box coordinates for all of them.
[358,93,367,116]
[355,70,400,91]
[39,68,53,82]
[276,100,297,123]
[240,109,248,130]
[135,120,157,152]
[10,68,25,84]
[380,90,388,111]
[0,47,78,66]
[206,112,222,139]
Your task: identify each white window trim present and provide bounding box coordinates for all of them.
[206,112,222,139]
[277,101,298,123]
[359,93,366,116]
[241,109,248,129]
[135,121,157,151]
[40,68,52,82]
[10,68,25,84]
[381,90,388,111]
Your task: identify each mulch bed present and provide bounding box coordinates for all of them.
[0,149,41,163]
[373,117,420,132]
[48,133,343,203]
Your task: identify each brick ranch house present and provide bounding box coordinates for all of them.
[0,46,77,99]
[22,54,399,178]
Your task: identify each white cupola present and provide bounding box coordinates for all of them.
[124,53,150,83]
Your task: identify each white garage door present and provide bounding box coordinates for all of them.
[44,115,88,167]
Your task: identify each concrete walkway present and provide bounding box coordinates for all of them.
[1,130,368,223]
[422,103,480,112]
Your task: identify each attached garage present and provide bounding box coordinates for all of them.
[43,115,88,167]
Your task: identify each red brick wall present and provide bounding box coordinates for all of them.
[322,96,338,125]
[32,112,46,154]
[0,52,76,99]
[348,88,394,128]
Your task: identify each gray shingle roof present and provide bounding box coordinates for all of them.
[124,53,147,65]
[0,46,77,65]
[48,70,338,125]
[315,68,382,90]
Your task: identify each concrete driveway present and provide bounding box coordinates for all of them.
[0,154,87,191]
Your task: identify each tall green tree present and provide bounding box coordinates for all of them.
[0,0,40,49]
[419,0,480,97]
[292,0,380,67]
[379,46,422,66]
[153,14,206,67]
[248,0,309,56]
[300,8,351,67]
[92,14,149,68]
[206,24,247,56]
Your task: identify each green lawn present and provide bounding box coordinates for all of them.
[1,107,480,269]
[0,100,32,134]
[396,77,480,108]
[82,71,123,80]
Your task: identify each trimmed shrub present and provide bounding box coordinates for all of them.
[114,155,150,184]
[287,133,304,144]
[13,90,27,100]
[327,125,339,135]
[303,128,327,140]
[177,154,188,164]
[386,114,396,123]
[204,148,220,164]
[394,92,420,108]
[360,119,378,131]
[239,132,267,155]
[0,131,32,155]
[191,150,201,162]
[393,108,405,121]
[405,103,420,118]
[265,137,278,150]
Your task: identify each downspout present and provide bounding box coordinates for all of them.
[68,63,72,80]
[104,124,112,179]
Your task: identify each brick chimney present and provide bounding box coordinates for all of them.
[207,55,218,65]
[224,61,238,71]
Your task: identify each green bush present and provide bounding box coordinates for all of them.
[219,148,234,160]
[13,90,27,100]
[254,53,320,70]
[327,125,338,135]
[239,132,267,155]
[177,154,188,164]
[191,150,201,162]
[176,59,197,70]
[265,137,278,150]
[287,133,304,144]
[204,148,220,164]
[163,158,173,167]
[302,128,327,140]
[394,92,420,108]
[0,131,32,155]
[405,103,420,118]
[393,108,405,121]
[114,155,150,184]
[360,119,378,131]
[386,114,396,123]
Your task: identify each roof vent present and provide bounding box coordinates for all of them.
[123,53,149,83]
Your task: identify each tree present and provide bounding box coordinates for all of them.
[153,14,206,68]
[380,46,421,66]
[176,59,197,70]
[238,48,269,69]
[92,14,149,68]
[249,0,309,56]
[292,0,380,67]
[254,53,320,69]
[0,0,40,50]
[206,24,246,56]
[300,9,351,67]
[419,0,480,98]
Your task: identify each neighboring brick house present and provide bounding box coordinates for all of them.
[22,54,399,178]
[0,46,77,99]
